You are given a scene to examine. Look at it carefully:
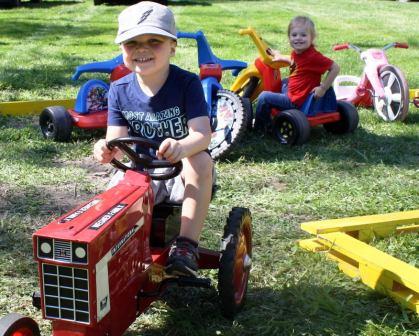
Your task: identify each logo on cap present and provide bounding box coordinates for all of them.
[138,9,153,24]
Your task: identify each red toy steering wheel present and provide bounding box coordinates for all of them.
[107,137,182,181]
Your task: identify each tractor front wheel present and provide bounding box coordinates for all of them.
[218,207,252,318]
[0,313,40,336]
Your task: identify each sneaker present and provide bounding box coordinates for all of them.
[165,238,199,277]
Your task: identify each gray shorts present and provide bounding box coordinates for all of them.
[107,166,216,205]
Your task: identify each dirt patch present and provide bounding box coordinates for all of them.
[0,157,115,217]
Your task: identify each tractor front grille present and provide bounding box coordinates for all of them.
[42,263,90,324]
[54,240,71,262]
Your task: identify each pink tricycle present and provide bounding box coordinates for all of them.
[333,42,410,122]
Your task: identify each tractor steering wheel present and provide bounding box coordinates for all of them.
[107,137,182,181]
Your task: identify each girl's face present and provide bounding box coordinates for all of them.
[121,34,176,78]
[289,23,313,54]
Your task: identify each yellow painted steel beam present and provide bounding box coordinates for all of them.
[302,232,419,313]
[0,99,75,116]
[301,210,419,241]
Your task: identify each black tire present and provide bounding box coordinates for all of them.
[218,207,252,319]
[241,77,259,100]
[209,89,248,161]
[39,106,73,142]
[241,97,253,130]
[1,0,20,7]
[273,109,310,145]
[373,65,409,122]
[0,313,40,336]
[323,101,359,134]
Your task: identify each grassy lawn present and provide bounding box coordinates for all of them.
[0,0,418,335]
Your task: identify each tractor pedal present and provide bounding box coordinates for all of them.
[176,276,212,288]
[32,291,41,310]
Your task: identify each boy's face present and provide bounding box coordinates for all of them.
[120,34,176,77]
[289,23,313,54]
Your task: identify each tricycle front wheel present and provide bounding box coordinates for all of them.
[0,313,40,336]
[218,207,252,318]
[373,65,409,122]
[209,89,248,160]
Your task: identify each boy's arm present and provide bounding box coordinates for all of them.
[157,116,211,163]
[313,61,340,98]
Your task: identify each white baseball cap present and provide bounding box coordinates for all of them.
[115,1,177,44]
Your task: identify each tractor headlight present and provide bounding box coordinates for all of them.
[72,242,88,264]
[38,237,53,259]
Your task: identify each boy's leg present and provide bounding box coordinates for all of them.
[180,150,213,241]
[166,151,213,276]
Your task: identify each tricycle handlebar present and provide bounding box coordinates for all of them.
[333,43,349,51]
[384,42,409,50]
[71,54,124,81]
[239,27,289,69]
[334,42,409,53]
[177,30,247,72]
[176,31,199,40]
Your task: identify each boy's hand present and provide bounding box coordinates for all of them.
[93,139,119,164]
[157,138,185,163]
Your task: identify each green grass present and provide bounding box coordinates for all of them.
[1,0,419,335]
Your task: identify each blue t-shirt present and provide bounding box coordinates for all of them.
[107,65,208,142]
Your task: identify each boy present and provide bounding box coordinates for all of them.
[93,1,213,277]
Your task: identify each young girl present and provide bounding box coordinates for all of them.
[254,16,340,131]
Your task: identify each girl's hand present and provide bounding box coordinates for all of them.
[157,138,186,163]
[93,139,119,163]
[313,85,326,99]
[267,48,291,64]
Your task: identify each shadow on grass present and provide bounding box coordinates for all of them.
[226,125,419,168]
[124,282,413,336]
[0,17,114,40]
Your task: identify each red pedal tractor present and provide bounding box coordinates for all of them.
[0,137,252,336]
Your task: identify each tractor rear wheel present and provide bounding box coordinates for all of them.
[218,207,252,318]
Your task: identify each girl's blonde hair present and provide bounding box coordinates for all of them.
[288,16,316,39]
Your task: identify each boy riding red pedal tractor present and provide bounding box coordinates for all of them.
[0,137,253,336]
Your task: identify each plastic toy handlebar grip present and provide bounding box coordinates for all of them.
[239,27,253,35]
[333,44,349,51]
[177,31,197,39]
[394,42,409,49]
